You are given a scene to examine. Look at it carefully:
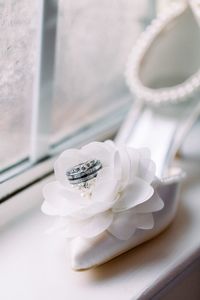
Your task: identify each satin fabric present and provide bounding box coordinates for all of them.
[69,172,182,270]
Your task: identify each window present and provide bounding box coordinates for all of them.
[0,0,154,191]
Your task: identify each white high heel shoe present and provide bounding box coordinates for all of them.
[42,2,200,271]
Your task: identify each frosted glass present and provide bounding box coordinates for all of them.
[0,1,38,170]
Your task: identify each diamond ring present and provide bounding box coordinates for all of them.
[66,159,102,187]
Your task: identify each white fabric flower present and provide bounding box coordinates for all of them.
[42,141,164,240]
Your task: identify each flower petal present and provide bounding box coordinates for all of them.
[135,192,164,213]
[59,218,80,238]
[81,211,114,238]
[41,201,59,216]
[92,178,119,203]
[71,178,119,219]
[81,141,115,167]
[71,200,115,220]
[135,213,154,229]
[104,140,117,151]
[45,217,69,234]
[108,210,136,240]
[95,166,115,183]
[63,211,113,238]
[113,177,154,212]
[116,146,131,187]
[126,147,140,183]
[42,181,85,216]
[139,158,156,183]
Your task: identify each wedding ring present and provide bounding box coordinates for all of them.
[66,159,102,185]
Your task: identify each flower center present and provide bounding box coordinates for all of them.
[66,159,102,198]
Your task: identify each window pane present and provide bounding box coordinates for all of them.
[52,0,146,143]
[0,1,38,170]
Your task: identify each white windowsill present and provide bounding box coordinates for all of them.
[0,159,200,300]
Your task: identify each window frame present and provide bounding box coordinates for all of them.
[31,0,58,162]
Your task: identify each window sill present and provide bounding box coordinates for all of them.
[0,159,200,300]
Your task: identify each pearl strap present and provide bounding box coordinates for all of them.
[126,3,200,106]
